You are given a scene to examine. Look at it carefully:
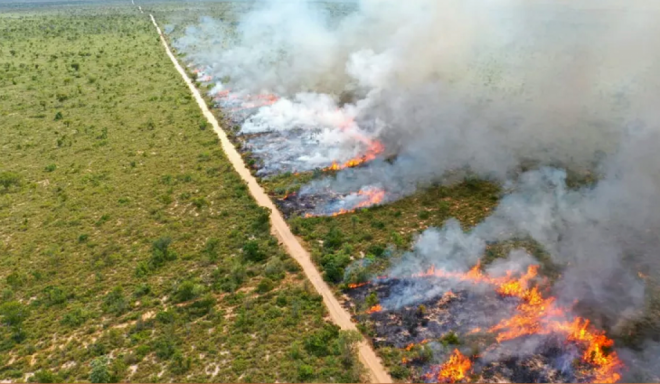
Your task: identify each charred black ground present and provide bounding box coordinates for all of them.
[343,277,617,383]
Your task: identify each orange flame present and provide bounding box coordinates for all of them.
[348,282,368,289]
[278,191,296,201]
[324,140,385,171]
[304,187,386,218]
[435,349,472,383]
[404,339,429,351]
[382,261,622,382]
[367,304,383,314]
[227,93,280,112]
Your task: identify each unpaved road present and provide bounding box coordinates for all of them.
[148,13,393,384]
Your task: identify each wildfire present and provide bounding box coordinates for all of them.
[324,140,385,171]
[367,261,623,383]
[278,191,296,201]
[212,91,280,112]
[347,282,368,289]
[405,339,429,351]
[367,304,383,314]
[304,187,386,218]
[482,265,622,383]
[431,349,473,383]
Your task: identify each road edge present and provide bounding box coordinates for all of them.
[147,13,393,384]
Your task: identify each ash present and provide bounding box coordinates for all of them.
[275,190,344,218]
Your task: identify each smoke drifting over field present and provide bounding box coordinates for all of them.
[173,0,660,380]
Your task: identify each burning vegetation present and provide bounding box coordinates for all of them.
[344,260,623,383]
[175,1,660,381]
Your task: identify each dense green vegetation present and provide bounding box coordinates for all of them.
[0,6,364,383]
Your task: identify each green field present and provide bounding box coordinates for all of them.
[0,5,364,383]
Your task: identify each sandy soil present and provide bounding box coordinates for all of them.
[148,13,392,384]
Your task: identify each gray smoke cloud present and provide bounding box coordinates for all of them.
[171,0,660,379]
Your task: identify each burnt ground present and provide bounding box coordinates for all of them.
[343,277,616,383]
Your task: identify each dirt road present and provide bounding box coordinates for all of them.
[148,14,393,384]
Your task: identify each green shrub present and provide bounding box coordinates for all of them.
[133,283,151,297]
[153,335,178,360]
[169,350,191,374]
[324,227,343,250]
[89,357,110,383]
[204,238,220,262]
[0,171,20,191]
[438,200,451,215]
[5,271,26,288]
[134,262,149,278]
[44,164,57,172]
[365,292,379,308]
[390,364,410,380]
[192,197,207,209]
[256,278,274,293]
[173,280,204,303]
[322,258,344,283]
[366,244,385,257]
[60,305,89,327]
[43,285,68,306]
[297,364,314,381]
[103,286,127,315]
[441,331,461,346]
[242,240,265,262]
[30,370,62,383]
[303,323,340,357]
[0,301,29,327]
[156,310,176,324]
[185,294,216,318]
[264,258,285,280]
[252,207,270,232]
[149,237,177,269]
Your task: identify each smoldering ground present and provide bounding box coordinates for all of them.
[171,0,660,380]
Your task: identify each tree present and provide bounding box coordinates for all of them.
[242,240,265,262]
[89,357,110,383]
[149,237,177,269]
[103,286,127,315]
[0,301,29,327]
[324,227,344,250]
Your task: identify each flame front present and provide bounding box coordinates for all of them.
[366,304,383,314]
[304,187,386,218]
[375,262,623,383]
[432,349,472,383]
[325,140,385,171]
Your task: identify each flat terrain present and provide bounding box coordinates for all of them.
[0,5,363,383]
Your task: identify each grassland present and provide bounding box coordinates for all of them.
[0,5,365,383]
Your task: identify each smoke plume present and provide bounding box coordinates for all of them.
[172,0,660,379]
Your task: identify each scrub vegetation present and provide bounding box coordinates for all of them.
[0,4,363,383]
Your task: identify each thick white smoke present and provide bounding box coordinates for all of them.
[172,0,660,379]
